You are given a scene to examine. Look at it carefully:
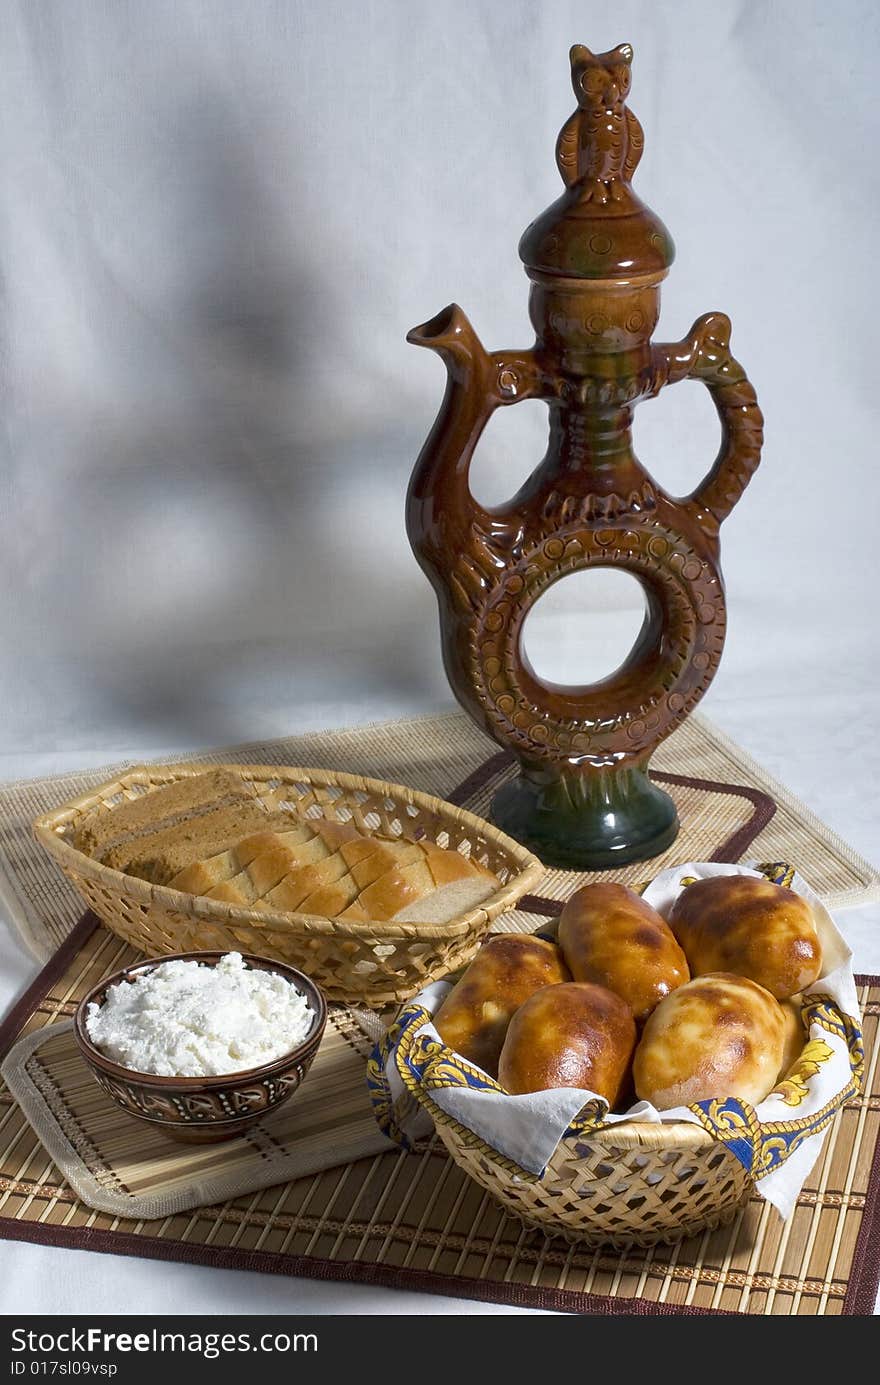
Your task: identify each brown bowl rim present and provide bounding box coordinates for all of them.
[73,950,328,1089]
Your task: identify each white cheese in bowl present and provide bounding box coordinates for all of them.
[85,953,316,1077]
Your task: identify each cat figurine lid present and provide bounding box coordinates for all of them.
[519,43,675,281]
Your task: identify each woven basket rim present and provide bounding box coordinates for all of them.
[577,1118,713,1151]
[439,1111,716,1156]
[33,761,545,941]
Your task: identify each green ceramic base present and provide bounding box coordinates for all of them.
[490,762,679,870]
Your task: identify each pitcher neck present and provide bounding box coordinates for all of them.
[545,399,645,484]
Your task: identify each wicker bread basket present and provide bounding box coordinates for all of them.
[33,762,544,1006]
[373,856,862,1246]
[433,1115,749,1248]
[378,1006,752,1247]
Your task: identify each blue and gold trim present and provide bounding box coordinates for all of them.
[688,1060,861,1181]
[365,1004,433,1148]
[689,1098,761,1172]
[755,861,797,890]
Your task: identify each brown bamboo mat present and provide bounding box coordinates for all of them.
[1,710,878,962]
[0,911,879,1315]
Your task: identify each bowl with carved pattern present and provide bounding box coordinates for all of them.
[73,951,327,1144]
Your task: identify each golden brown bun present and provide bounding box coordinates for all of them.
[498,982,636,1104]
[434,935,570,1078]
[633,972,786,1109]
[667,875,822,1000]
[558,882,689,1022]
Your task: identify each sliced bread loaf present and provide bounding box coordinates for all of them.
[167,823,500,924]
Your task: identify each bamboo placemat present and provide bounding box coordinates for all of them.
[0,911,879,1315]
[1,710,878,962]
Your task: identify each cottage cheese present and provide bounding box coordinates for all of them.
[85,953,316,1077]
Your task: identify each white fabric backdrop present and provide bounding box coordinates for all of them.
[1,0,878,1315]
[2,0,878,759]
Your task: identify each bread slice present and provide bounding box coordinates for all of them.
[234,825,315,866]
[246,838,326,898]
[165,819,501,925]
[206,874,259,907]
[262,850,356,913]
[391,874,498,923]
[395,843,499,920]
[168,849,239,897]
[340,837,424,888]
[108,806,299,885]
[74,769,257,859]
[420,839,491,887]
[349,857,435,921]
[298,870,362,917]
[167,820,357,908]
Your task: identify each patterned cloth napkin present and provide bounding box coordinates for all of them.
[369,862,863,1218]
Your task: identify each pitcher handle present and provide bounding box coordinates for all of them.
[651,312,764,530]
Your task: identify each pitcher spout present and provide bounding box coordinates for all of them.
[406,302,496,556]
[406,303,542,569]
[407,303,491,387]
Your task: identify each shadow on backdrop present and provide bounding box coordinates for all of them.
[34,90,440,746]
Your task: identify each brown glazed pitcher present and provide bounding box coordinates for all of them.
[406,43,763,869]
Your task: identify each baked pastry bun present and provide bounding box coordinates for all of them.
[633,972,786,1109]
[667,874,822,1000]
[498,981,636,1105]
[558,882,689,1022]
[434,934,569,1078]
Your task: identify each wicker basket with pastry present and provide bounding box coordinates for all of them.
[370,864,862,1247]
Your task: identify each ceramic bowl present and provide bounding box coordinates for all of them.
[73,951,327,1144]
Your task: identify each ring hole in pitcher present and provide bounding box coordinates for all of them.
[520,569,649,690]
[468,400,549,508]
[632,377,720,497]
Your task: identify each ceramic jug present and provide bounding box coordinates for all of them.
[406,43,764,868]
